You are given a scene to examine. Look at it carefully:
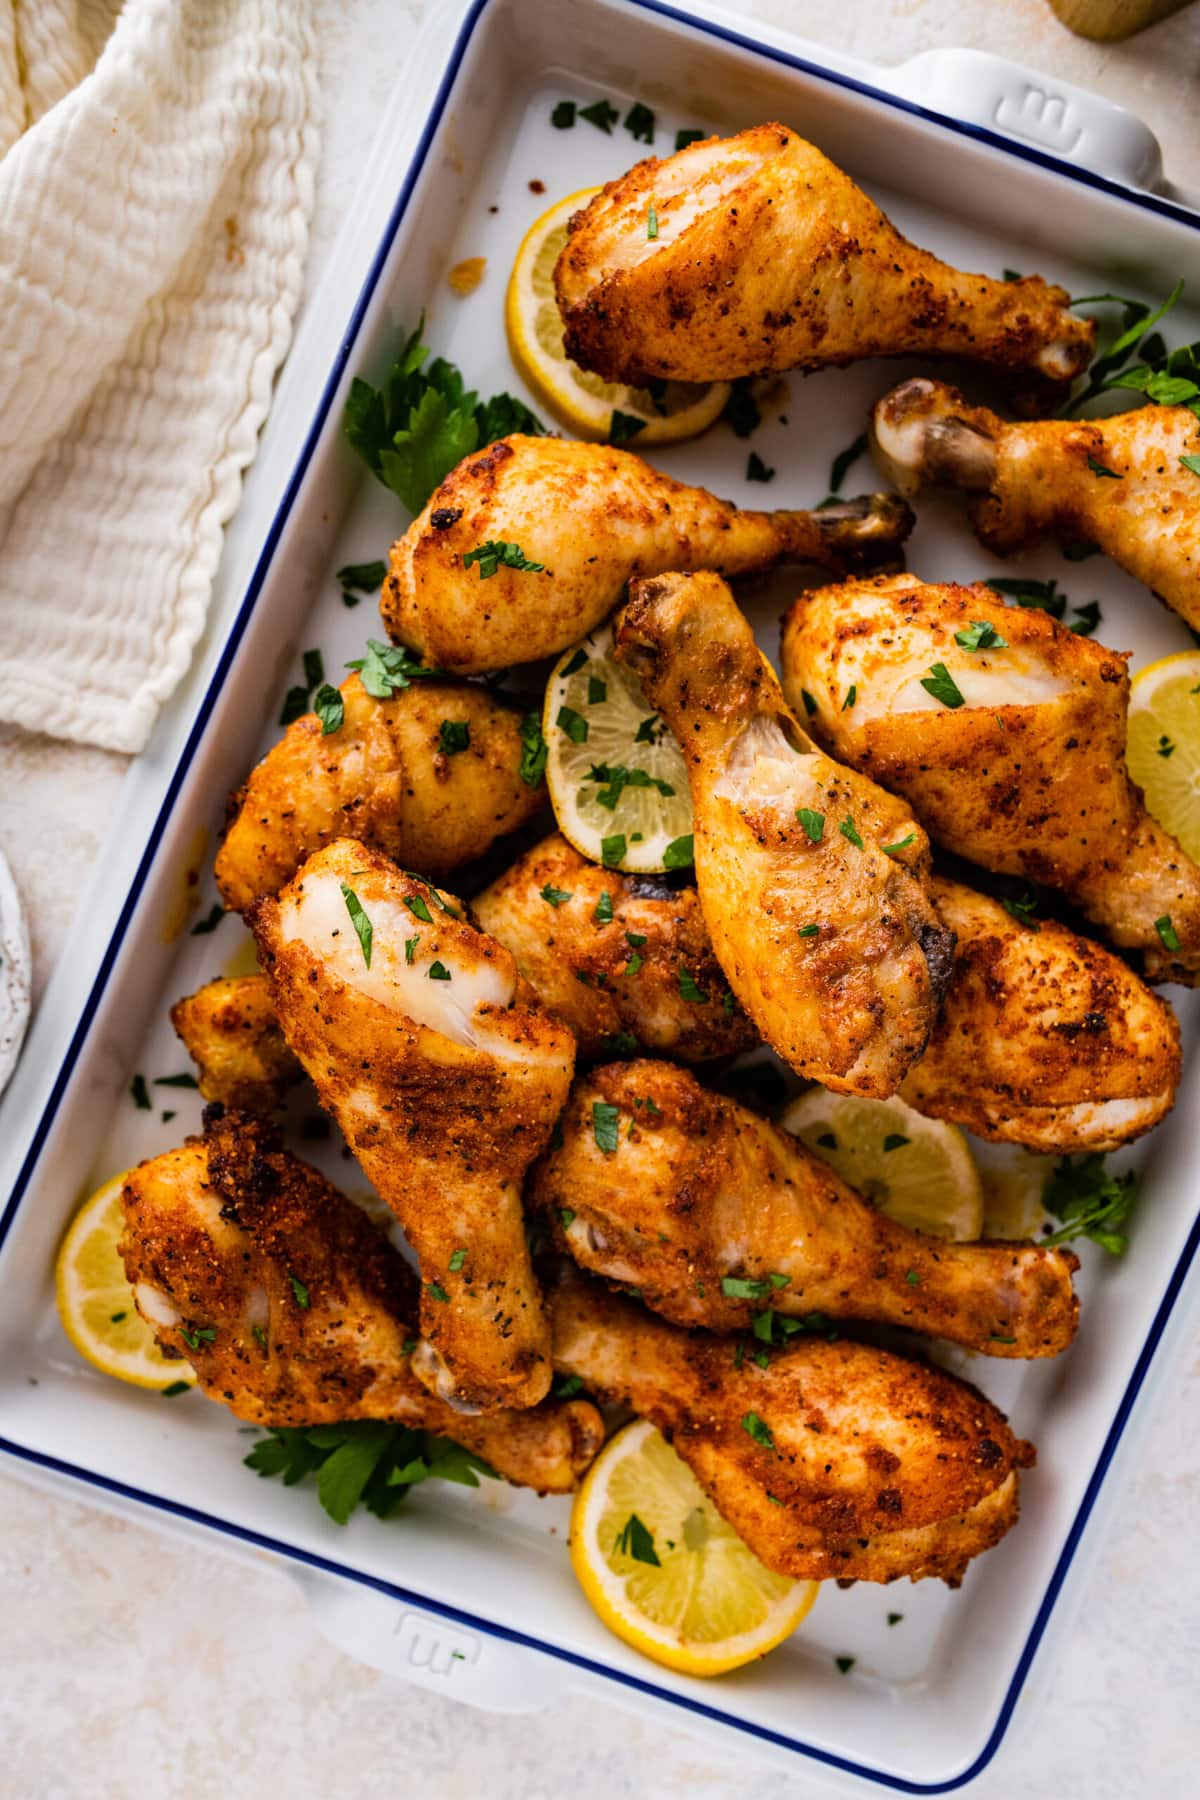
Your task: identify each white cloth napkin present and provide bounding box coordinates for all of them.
[0,0,319,753]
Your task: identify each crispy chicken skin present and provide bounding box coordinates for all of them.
[215,673,545,913]
[781,573,1200,984]
[118,1113,603,1493]
[250,839,575,1414]
[555,124,1093,391]
[904,877,1181,1151]
[873,380,1200,628]
[550,1269,1034,1584]
[473,832,757,1063]
[614,570,953,1095]
[531,1061,1079,1359]
[171,974,299,1112]
[380,434,913,674]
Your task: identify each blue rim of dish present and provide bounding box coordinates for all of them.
[2,0,1198,1789]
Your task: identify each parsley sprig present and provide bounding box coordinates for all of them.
[1068,280,1198,418]
[1040,1154,1140,1256]
[343,319,544,516]
[245,1421,495,1525]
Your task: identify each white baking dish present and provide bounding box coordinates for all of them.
[2,0,1198,1787]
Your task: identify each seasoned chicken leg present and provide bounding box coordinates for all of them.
[171,974,299,1112]
[555,124,1093,391]
[550,1268,1034,1584]
[613,570,953,1095]
[381,434,912,674]
[473,832,757,1063]
[781,573,1200,983]
[873,379,1200,627]
[119,1111,603,1492]
[906,877,1181,1150]
[531,1061,1079,1358]
[250,839,575,1413]
[216,673,545,913]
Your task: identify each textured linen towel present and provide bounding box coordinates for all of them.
[0,0,320,753]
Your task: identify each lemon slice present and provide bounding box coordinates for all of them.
[570,1419,818,1676]
[55,1171,197,1390]
[543,625,693,872]
[1128,651,1200,863]
[506,188,730,443]
[778,1090,984,1241]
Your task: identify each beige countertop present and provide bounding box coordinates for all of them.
[2,2,1198,1794]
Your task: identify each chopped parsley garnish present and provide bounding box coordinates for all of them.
[346,638,440,698]
[663,834,694,870]
[404,936,419,964]
[279,685,310,726]
[1087,455,1122,479]
[624,950,643,976]
[986,575,1068,620]
[614,1513,661,1565]
[161,1381,192,1398]
[190,903,225,936]
[1181,454,1200,478]
[594,890,614,924]
[839,816,864,851]
[741,1412,775,1451]
[675,128,705,151]
[1155,913,1181,952]
[593,1100,620,1154]
[557,705,589,743]
[797,923,820,938]
[559,1209,576,1230]
[601,833,627,867]
[251,1324,268,1349]
[678,968,708,1003]
[551,100,576,128]
[289,1274,310,1309]
[1002,887,1041,930]
[130,1074,151,1110]
[428,1281,450,1302]
[884,1134,910,1152]
[796,807,825,843]
[746,451,775,483]
[1068,279,1195,417]
[244,1419,494,1523]
[817,1132,837,1149]
[438,719,470,754]
[303,648,324,690]
[722,1275,770,1300]
[181,1326,216,1350]
[110,1311,127,1324]
[313,684,344,735]
[1062,540,1099,561]
[154,1073,199,1090]
[800,688,817,716]
[583,762,675,809]
[646,203,658,240]
[428,960,452,981]
[518,713,548,787]
[954,619,1009,652]
[405,893,434,924]
[1069,601,1103,637]
[448,1248,467,1272]
[463,540,545,580]
[336,559,387,604]
[624,102,655,143]
[722,380,760,438]
[835,1656,856,1675]
[540,883,573,908]
[579,98,619,133]
[888,1612,904,1627]
[552,1372,585,1399]
[343,317,543,515]
[920,662,966,709]
[1040,1153,1139,1255]
[625,930,647,948]
[587,674,607,705]
[880,833,915,857]
[609,409,646,446]
[561,648,588,676]
[828,432,868,494]
[602,1030,639,1057]
[634,714,663,744]
[1158,734,1176,758]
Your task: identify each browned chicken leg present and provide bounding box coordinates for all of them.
[473,832,757,1063]
[119,1111,603,1493]
[250,839,575,1413]
[555,124,1093,391]
[614,569,953,1095]
[216,672,545,914]
[550,1268,1034,1584]
[171,975,299,1112]
[781,573,1200,983]
[530,1061,1079,1359]
[381,434,912,674]
[873,379,1200,627]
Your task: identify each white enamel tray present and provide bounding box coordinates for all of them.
[2,1,1199,1788]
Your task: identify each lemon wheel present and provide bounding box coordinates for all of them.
[778,1090,984,1241]
[55,1171,196,1390]
[570,1419,818,1676]
[506,188,730,444]
[542,625,693,872]
[1128,651,1200,864]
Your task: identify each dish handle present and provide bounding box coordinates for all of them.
[294,1567,576,1713]
[883,46,1172,195]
